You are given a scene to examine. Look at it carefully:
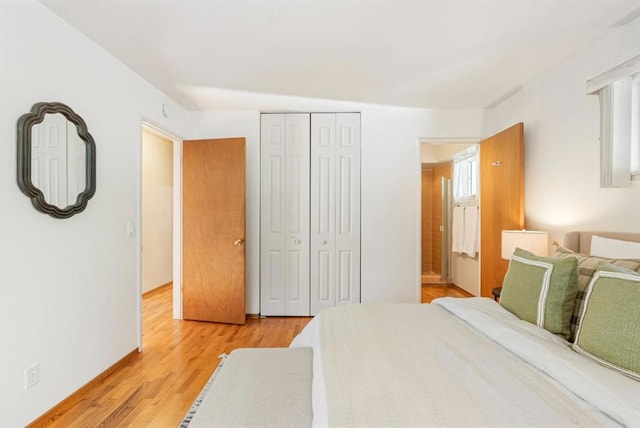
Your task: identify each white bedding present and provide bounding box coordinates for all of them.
[291,297,640,427]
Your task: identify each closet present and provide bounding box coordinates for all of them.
[260,113,361,316]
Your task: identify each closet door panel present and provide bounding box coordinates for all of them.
[260,114,286,315]
[335,113,361,305]
[263,112,360,317]
[266,250,283,301]
[284,114,310,315]
[311,114,337,315]
[337,250,354,302]
[316,250,334,303]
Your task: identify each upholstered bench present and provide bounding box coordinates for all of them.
[181,347,313,428]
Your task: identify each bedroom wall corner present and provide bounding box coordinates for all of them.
[360,107,483,303]
[0,2,189,426]
[481,16,640,247]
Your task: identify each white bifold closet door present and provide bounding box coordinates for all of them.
[310,113,361,315]
[260,114,311,316]
[260,112,360,317]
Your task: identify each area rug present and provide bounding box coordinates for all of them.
[178,354,227,428]
[177,347,312,428]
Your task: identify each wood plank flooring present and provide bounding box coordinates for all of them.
[30,283,470,427]
[29,285,311,427]
[421,283,472,303]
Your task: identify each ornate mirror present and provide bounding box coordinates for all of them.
[17,102,96,218]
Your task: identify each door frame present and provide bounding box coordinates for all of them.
[418,137,480,299]
[137,121,184,351]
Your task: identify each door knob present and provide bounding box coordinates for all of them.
[294,239,301,245]
[234,239,245,246]
[320,240,327,245]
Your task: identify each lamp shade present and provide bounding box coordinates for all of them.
[501,230,548,260]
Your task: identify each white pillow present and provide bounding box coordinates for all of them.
[590,235,640,259]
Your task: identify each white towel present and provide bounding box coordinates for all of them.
[452,207,465,254]
[463,206,478,257]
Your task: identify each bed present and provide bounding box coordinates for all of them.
[290,231,640,427]
[182,231,640,427]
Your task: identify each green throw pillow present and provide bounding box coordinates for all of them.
[553,246,640,342]
[500,248,578,339]
[573,263,640,381]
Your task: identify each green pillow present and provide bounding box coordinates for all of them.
[500,248,578,339]
[553,246,640,341]
[573,263,640,380]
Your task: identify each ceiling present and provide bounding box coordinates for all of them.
[41,0,640,111]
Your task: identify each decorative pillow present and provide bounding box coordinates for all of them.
[500,248,577,339]
[573,263,640,380]
[553,246,640,341]
[590,235,640,259]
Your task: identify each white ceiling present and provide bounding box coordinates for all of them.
[41,0,640,111]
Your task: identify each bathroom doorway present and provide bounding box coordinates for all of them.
[420,143,474,287]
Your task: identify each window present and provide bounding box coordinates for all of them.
[453,145,478,204]
[587,54,640,187]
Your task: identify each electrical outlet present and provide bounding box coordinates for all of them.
[24,363,39,389]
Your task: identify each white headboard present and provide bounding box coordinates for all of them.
[563,231,640,254]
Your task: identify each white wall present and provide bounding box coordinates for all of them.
[0,2,188,426]
[190,108,483,310]
[142,129,174,293]
[482,17,640,247]
[421,143,475,164]
[0,4,484,424]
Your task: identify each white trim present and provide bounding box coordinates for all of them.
[598,80,633,188]
[142,122,182,143]
[416,138,422,303]
[419,137,481,145]
[139,121,184,340]
[586,53,640,94]
[137,125,143,352]
[172,139,183,319]
[573,344,640,381]
[597,270,640,282]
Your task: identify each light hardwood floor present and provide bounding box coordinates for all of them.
[421,283,472,303]
[29,285,311,427]
[30,283,469,427]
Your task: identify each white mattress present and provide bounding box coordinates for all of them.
[291,298,640,427]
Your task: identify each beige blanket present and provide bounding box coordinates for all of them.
[315,301,620,427]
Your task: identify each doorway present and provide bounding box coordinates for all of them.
[420,142,476,295]
[421,163,452,284]
[138,123,182,350]
[141,127,174,295]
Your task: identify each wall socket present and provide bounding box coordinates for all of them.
[24,363,39,389]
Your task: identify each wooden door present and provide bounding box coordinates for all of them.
[480,123,524,297]
[260,114,311,316]
[183,138,246,324]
